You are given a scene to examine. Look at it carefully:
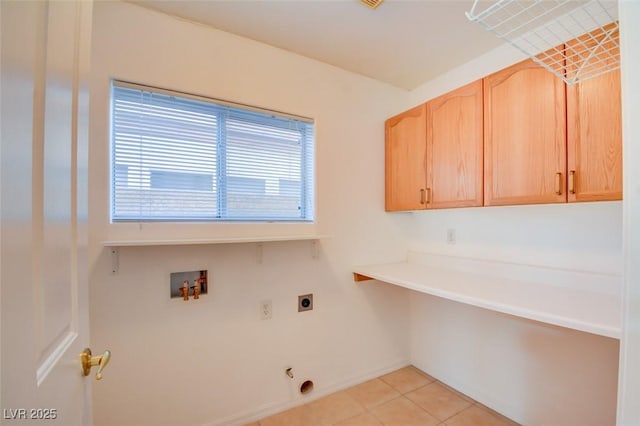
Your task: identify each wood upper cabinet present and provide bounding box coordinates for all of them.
[426,79,483,208]
[483,59,567,206]
[385,104,427,211]
[566,33,622,202]
[384,42,621,212]
[385,81,483,212]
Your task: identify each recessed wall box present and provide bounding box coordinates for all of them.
[170,270,208,300]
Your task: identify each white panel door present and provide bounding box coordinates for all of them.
[1,1,97,424]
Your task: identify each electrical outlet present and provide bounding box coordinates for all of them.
[298,294,313,312]
[446,228,456,245]
[261,300,272,320]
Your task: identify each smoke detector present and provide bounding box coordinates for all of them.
[359,0,384,9]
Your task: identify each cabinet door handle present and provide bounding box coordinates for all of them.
[420,189,426,205]
[555,172,563,195]
[426,187,432,204]
[569,170,576,194]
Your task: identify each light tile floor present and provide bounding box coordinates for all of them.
[247,366,519,426]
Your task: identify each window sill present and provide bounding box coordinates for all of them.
[102,234,328,248]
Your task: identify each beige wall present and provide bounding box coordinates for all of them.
[88,1,632,425]
[403,16,623,426]
[89,2,413,425]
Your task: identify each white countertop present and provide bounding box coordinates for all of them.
[354,253,622,339]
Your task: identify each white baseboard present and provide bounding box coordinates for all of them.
[205,358,410,426]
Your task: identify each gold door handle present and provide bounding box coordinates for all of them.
[420,189,426,205]
[81,348,111,380]
[569,170,576,194]
[555,172,563,195]
[426,187,431,204]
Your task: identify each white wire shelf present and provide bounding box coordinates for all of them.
[466,0,620,85]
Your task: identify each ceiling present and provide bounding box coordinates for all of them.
[131,0,505,90]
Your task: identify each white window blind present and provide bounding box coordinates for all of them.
[111,81,314,222]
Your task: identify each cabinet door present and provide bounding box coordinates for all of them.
[566,32,622,202]
[484,59,566,206]
[426,80,483,208]
[385,104,427,211]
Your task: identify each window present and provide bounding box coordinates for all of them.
[110,81,314,222]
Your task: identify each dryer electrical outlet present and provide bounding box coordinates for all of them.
[298,294,313,312]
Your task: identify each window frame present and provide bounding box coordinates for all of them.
[109,80,315,224]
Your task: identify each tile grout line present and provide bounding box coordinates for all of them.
[255,366,518,426]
